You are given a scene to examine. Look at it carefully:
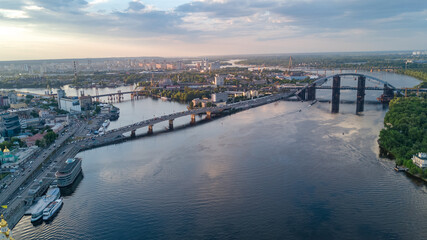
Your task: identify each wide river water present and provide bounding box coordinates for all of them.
[12,71,427,239]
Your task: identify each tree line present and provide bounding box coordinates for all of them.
[395,69,427,88]
[152,88,211,102]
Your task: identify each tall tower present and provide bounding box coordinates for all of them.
[288,56,293,71]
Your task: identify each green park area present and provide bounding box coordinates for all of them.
[379,96,427,178]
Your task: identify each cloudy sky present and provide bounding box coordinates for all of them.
[0,0,426,61]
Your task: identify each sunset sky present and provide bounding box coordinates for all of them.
[0,0,426,61]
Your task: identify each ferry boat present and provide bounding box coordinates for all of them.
[109,107,120,121]
[42,198,63,221]
[102,119,110,128]
[55,158,82,187]
[30,186,60,222]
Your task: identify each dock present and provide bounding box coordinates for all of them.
[394,166,408,172]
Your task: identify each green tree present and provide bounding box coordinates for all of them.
[35,139,45,147]
[0,141,12,151]
[43,131,58,145]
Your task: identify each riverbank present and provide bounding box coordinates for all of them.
[380,145,427,182]
[395,69,427,88]
[378,96,427,181]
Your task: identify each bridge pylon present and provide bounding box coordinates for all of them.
[206,111,212,120]
[190,114,196,125]
[307,83,316,101]
[169,119,174,130]
[383,84,394,99]
[297,89,306,101]
[331,75,341,113]
[148,125,153,135]
[356,76,366,113]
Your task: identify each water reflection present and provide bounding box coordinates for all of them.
[60,172,84,197]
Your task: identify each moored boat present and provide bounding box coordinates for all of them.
[30,186,60,222]
[55,158,82,187]
[43,198,63,221]
[102,119,110,128]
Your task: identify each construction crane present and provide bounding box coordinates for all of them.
[95,87,99,102]
[404,87,420,97]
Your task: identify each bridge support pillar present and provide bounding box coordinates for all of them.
[169,119,174,130]
[131,130,136,138]
[383,84,394,101]
[191,114,196,124]
[356,76,366,113]
[331,75,341,113]
[148,125,153,135]
[206,111,211,120]
[307,83,316,101]
[297,89,306,101]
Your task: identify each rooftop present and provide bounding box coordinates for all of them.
[58,158,81,174]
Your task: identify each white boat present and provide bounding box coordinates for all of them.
[102,119,110,128]
[30,186,60,222]
[43,197,63,221]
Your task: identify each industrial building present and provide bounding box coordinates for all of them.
[59,98,81,113]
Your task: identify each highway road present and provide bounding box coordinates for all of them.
[0,121,86,212]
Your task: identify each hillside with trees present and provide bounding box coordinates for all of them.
[379,96,427,177]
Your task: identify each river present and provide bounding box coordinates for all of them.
[11,71,427,239]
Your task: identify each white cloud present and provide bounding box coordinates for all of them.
[0,8,29,18]
[89,0,109,5]
[23,5,44,11]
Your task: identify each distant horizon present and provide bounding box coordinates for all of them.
[0,49,423,63]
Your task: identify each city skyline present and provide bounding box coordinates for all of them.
[0,0,427,61]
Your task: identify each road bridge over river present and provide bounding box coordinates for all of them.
[76,91,296,150]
